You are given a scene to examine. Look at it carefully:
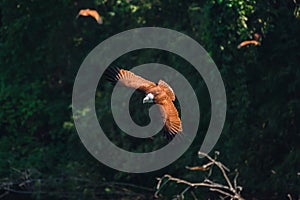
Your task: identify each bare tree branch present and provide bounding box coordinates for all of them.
[155,151,245,200]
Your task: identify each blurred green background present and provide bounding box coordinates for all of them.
[0,0,299,199]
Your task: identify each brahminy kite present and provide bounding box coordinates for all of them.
[76,9,103,24]
[105,67,182,137]
[237,33,261,49]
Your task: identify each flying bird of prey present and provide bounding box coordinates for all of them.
[105,67,182,137]
[237,33,261,49]
[76,9,103,24]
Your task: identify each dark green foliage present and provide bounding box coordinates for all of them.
[0,0,299,199]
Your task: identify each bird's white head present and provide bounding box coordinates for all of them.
[143,93,154,104]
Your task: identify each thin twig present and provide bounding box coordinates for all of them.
[180,186,191,197]
[209,188,232,198]
[190,191,198,200]
[0,191,9,199]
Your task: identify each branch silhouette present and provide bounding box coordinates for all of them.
[155,151,244,200]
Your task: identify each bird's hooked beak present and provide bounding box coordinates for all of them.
[143,93,154,104]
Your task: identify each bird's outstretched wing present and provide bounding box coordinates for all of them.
[76,9,103,24]
[237,40,260,49]
[158,80,176,101]
[159,100,182,136]
[105,67,156,92]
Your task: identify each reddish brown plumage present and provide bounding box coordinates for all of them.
[105,67,182,137]
[237,40,260,49]
[76,9,103,24]
[237,33,261,49]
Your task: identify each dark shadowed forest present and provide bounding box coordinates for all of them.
[0,0,299,199]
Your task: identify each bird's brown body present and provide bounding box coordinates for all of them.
[145,86,171,104]
[145,84,182,135]
[105,67,182,137]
